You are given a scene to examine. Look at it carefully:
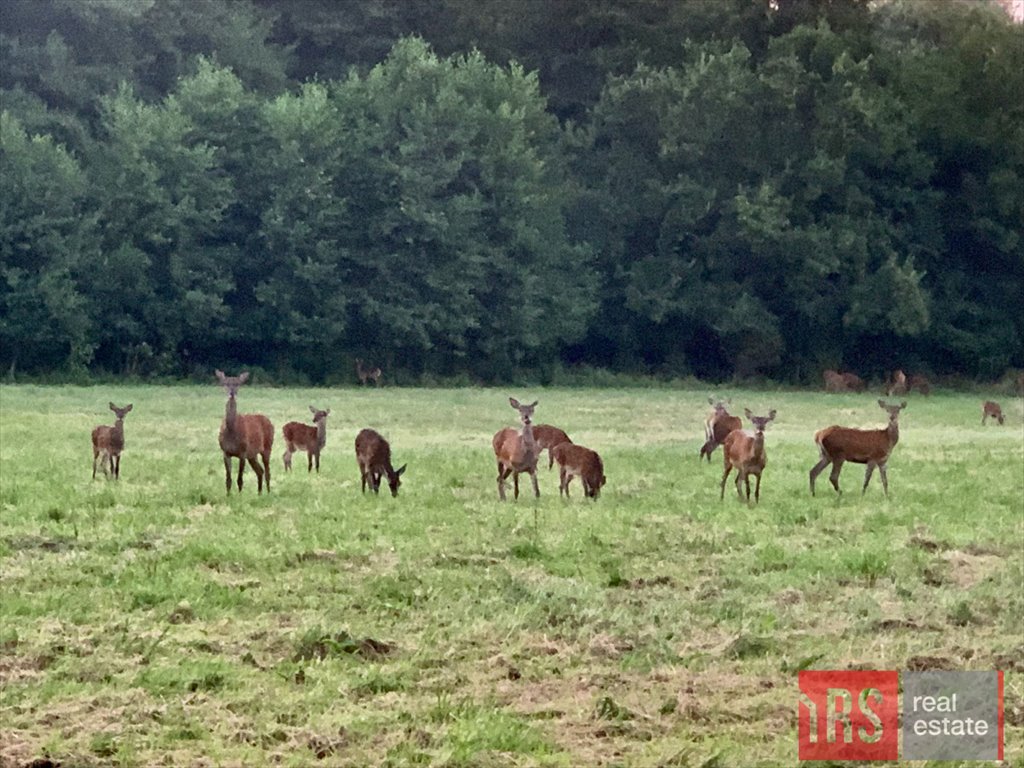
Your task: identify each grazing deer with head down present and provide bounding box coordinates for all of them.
[92,402,133,480]
[720,409,776,504]
[532,424,572,469]
[355,359,382,386]
[700,398,742,462]
[551,443,606,499]
[981,401,1005,425]
[809,400,906,497]
[283,406,330,472]
[841,372,866,392]
[823,369,848,393]
[492,398,540,501]
[215,370,274,494]
[355,428,406,496]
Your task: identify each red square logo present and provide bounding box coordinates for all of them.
[799,670,899,761]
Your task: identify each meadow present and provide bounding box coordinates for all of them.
[0,383,1021,767]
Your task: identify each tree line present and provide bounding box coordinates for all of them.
[2,0,1021,383]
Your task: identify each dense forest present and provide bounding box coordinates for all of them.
[1,0,1022,384]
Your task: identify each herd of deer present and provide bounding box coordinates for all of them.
[824,368,931,396]
[89,371,1011,504]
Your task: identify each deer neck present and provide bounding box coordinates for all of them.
[520,422,537,454]
[750,430,765,460]
[316,419,327,449]
[224,395,239,434]
[112,417,125,446]
[887,419,900,448]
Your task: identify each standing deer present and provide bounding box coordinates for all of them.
[532,424,572,469]
[907,374,931,395]
[354,428,406,496]
[700,398,743,461]
[92,402,133,480]
[282,406,331,472]
[550,443,606,499]
[841,372,866,392]
[215,370,274,494]
[809,400,906,497]
[355,359,382,386]
[981,401,1005,425]
[492,398,540,501]
[887,369,908,396]
[720,409,776,504]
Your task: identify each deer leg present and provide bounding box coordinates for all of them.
[754,472,762,503]
[828,459,845,494]
[736,470,747,501]
[92,450,99,480]
[513,472,520,500]
[236,458,245,492]
[371,470,382,494]
[315,452,320,473]
[114,454,121,480]
[559,468,568,497]
[878,463,889,497]
[809,457,831,496]
[720,465,732,500]
[224,455,233,493]
[530,468,540,499]
[262,452,271,493]
[248,456,264,494]
[862,463,875,495]
[497,465,509,501]
[360,466,368,493]
[283,449,292,471]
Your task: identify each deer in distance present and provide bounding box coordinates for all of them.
[215,370,274,494]
[492,398,540,501]
[282,406,331,472]
[700,398,742,462]
[550,442,606,499]
[809,400,906,497]
[355,359,382,386]
[823,370,866,393]
[354,428,406,496]
[92,402,133,480]
[981,401,1005,426]
[888,369,930,396]
[720,409,776,504]
[531,424,572,469]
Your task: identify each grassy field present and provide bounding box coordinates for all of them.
[0,384,1021,767]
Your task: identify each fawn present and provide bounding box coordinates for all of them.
[700,398,742,461]
[92,402,133,479]
[282,406,330,472]
[550,442,606,499]
[355,428,406,496]
[532,424,572,469]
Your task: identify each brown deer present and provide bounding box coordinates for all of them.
[887,369,908,396]
[981,401,1005,425]
[700,398,743,462]
[215,370,274,494]
[354,428,406,496]
[282,406,331,472]
[550,443,606,499]
[907,374,931,395]
[532,424,572,469]
[841,372,866,392]
[809,400,906,497]
[355,358,382,386]
[492,398,540,501]
[823,369,848,393]
[91,402,133,480]
[720,409,776,504]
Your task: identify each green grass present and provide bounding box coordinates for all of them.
[1,384,1021,767]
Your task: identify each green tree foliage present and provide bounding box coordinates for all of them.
[0,0,1020,381]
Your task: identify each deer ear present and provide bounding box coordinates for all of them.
[900,401,907,409]
[768,409,777,421]
[324,408,330,416]
[744,408,754,420]
[125,404,133,412]
[878,399,886,409]
[708,397,715,406]
[509,397,520,409]
[309,405,317,414]
[109,402,117,411]
[396,464,407,477]
[215,370,226,382]
[529,401,538,408]
[238,372,250,384]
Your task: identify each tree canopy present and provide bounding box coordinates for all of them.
[1,0,1021,382]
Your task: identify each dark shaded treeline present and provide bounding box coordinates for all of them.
[2,0,1021,383]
